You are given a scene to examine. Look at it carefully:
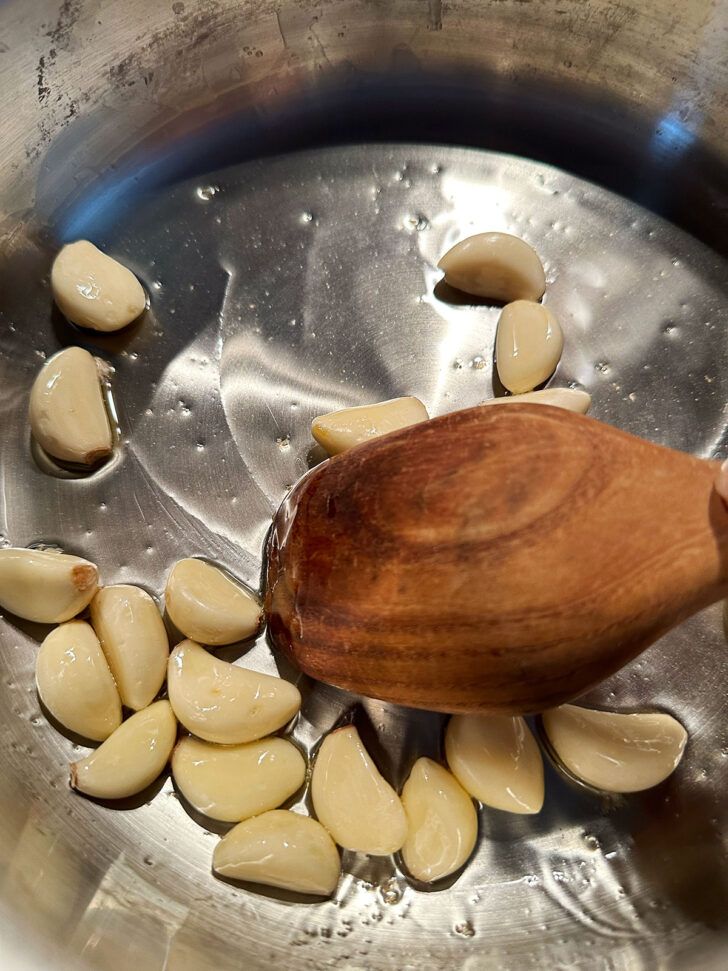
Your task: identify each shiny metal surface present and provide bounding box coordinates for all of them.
[1,2,728,970]
[3,142,728,971]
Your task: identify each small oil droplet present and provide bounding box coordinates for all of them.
[380,877,402,905]
[404,214,429,232]
[454,920,475,938]
[196,185,219,202]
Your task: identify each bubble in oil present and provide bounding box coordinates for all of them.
[301,211,315,224]
[196,185,219,201]
[403,214,429,233]
[469,356,487,371]
[380,877,403,905]
[276,436,291,451]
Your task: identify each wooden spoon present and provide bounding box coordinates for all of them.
[265,404,728,714]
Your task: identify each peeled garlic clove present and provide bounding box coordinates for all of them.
[213,810,340,896]
[495,300,564,395]
[542,705,688,793]
[167,639,300,744]
[482,387,590,415]
[311,725,407,854]
[90,585,169,711]
[400,758,477,883]
[36,620,121,741]
[312,397,429,456]
[172,735,306,822]
[51,240,146,332]
[28,347,112,466]
[0,548,98,623]
[70,700,177,799]
[438,232,546,302]
[165,558,261,646]
[445,714,544,814]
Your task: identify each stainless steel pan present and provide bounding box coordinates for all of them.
[1,3,728,968]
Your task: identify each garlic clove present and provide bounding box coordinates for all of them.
[445,714,544,814]
[311,725,407,854]
[90,585,169,711]
[172,735,306,822]
[0,547,98,623]
[400,758,477,883]
[165,558,262,646]
[70,700,177,799]
[28,347,112,466]
[438,232,546,302]
[51,240,146,333]
[481,387,590,414]
[495,300,564,394]
[312,397,429,456]
[36,620,121,741]
[167,640,301,744]
[542,705,688,793]
[213,810,341,897]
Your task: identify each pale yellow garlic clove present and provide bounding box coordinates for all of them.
[481,387,590,414]
[438,232,546,302]
[213,810,341,896]
[51,240,146,332]
[70,700,177,799]
[495,300,564,394]
[542,705,688,793]
[0,548,98,623]
[90,585,169,711]
[28,347,112,466]
[165,558,262,646]
[311,725,407,854]
[445,714,544,814]
[172,735,305,822]
[36,620,121,741]
[167,639,300,744]
[312,396,429,456]
[400,758,477,883]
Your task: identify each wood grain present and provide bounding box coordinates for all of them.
[265,404,728,714]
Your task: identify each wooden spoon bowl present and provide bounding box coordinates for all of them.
[265,404,728,714]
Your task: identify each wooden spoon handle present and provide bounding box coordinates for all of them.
[266,405,728,714]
